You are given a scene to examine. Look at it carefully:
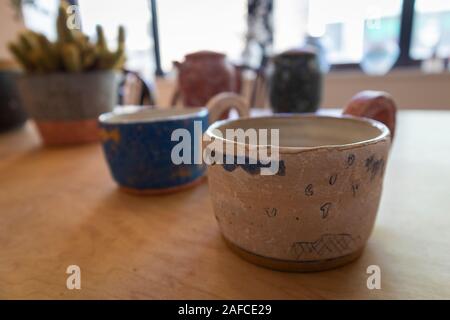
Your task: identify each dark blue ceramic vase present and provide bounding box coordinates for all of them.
[268,48,322,113]
[0,71,27,133]
[99,93,249,194]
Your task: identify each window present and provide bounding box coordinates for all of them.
[78,0,154,81]
[273,0,308,53]
[274,0,403,65]
[22,0,59,40]
[156,0,246,72]
[20,0,450,76]
[323,0,403,64]
[410,0,450,60]
[21,0,155,82]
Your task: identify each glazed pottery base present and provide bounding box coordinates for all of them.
[119,175,206,196]
[224,237,364,272]
[35,119,100,146]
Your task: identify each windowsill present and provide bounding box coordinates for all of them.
[155,67,450,110]
[328,66,450,80]
[323,67,450,109]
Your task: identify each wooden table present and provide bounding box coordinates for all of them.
[1,110,449,299]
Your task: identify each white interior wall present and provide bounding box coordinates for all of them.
[0,1,25,62]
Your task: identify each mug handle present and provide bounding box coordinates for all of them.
[206,92,249,124]
[342,90,397,141]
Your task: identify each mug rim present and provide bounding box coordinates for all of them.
[205,114,391,153]
[99,106,208,125]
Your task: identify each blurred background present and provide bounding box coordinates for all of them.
[1,0,450,109]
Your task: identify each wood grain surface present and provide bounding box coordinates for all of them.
[0,111,449,299]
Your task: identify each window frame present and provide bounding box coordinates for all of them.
[148,0,426,75]
[330,0,421,71]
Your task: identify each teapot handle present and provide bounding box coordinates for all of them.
[342,90,397,141]
[206,92,249,124]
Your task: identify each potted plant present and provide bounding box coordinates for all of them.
[8,1,125,145]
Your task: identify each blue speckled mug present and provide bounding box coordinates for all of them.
[99,93,248,194]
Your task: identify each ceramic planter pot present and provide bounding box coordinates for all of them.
[268,48,322,113]
[205,104,395,271]
[17,71,119,146]
[99,93,249,195]
[0,70,27,133]
[174,51,237,107]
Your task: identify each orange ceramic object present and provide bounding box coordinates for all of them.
[174,51,237,107]
[343,90,397,139]
[35,119,100,146]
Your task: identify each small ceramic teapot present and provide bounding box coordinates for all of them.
[174,51,238,107]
